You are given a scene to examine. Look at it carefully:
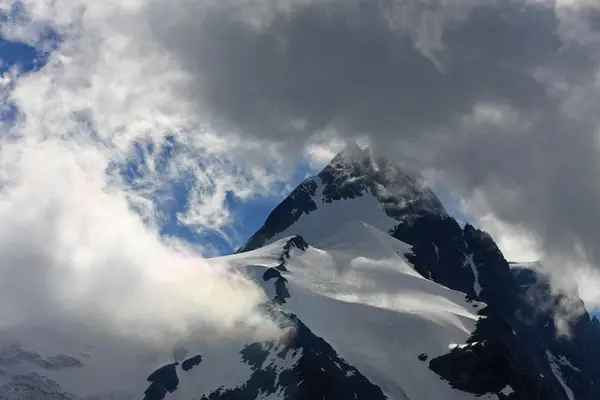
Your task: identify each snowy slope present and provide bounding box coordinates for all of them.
[264,179,399,247]
[222,224,490,400]
[0,223,490,400]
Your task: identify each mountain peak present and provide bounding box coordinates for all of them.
[329,142,368,164]
[238,145,446,252]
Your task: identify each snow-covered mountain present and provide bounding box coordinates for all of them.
[2,145,600,399]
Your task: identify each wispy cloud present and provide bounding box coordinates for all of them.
[0,0,292,344]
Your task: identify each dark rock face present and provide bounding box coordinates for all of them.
[429,308,551,399]
[144,363,179,400]
[510,265,600,399]
[262,235,309,304]
[141,355,203,399]
[238,180,319,253]
[262,267,291,304]
[391,214,475,296]
[202,309,388,400]
[280,235,309,263]
[181,354,203,371]
[391,202,600,399]
[263,267,283,281]
[273,277,291,304]
[389,195,600,399]
[276,235,309,271]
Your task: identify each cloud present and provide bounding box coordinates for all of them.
[135,0,600,308]
[0,136,283,344]
[0,0,292,344]
[2,0,600,338]
[461,195,542,263]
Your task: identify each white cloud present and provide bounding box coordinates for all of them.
[304,137,346,170]
[1,0,309,235]
[0,137,282,343]
[460,190,600,318]
[0,0,292,344]
[477,215,542,263]
[573,267,600,310]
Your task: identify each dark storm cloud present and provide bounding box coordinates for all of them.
[147,0,559,141]
[143,0,600,275]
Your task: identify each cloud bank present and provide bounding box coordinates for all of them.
[140,0,600,308]
[0,0,290,344]
[1,0,600,338]
[0,136,280,343]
